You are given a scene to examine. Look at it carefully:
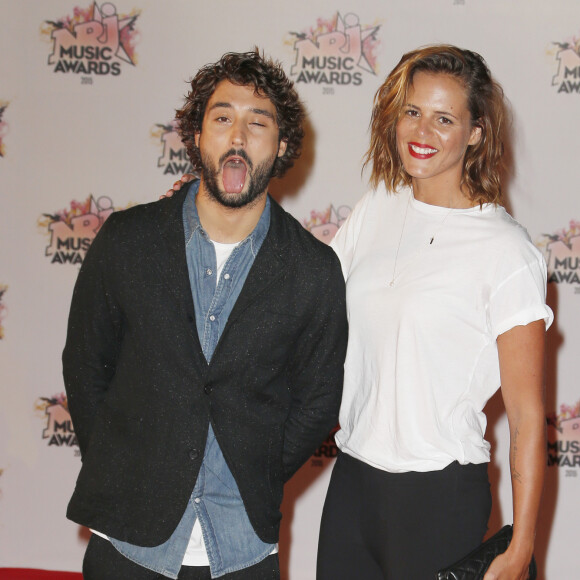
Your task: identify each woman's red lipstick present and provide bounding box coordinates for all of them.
[408,142,438,159]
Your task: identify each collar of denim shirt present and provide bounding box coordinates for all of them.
[182,179,271,257]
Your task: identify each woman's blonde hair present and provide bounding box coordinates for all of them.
[364,44,506,205]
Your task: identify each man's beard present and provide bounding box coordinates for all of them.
[200,148,275,209]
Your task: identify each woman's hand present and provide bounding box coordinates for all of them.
[160,173,196,199]
[483,547,534,580]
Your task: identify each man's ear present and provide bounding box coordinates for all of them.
[194,132,200,148]
[277,138,287,158]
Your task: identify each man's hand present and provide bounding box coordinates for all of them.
[160,173,196,199]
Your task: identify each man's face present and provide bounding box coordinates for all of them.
[195,80,287,208]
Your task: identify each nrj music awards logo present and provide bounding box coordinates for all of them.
[36,393,78,450]
[151,120,196,177]
[42,2,140,78]
[550,31,580,94]
[287,12,381,88]
[547,400,580,473]
[536,220,580,290]
[302,204,351,245]
[0,101,9,158]
[39,195,122,265]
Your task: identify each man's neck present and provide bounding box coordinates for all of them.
[195,184,268,243]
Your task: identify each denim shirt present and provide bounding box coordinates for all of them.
[109,181,275,578]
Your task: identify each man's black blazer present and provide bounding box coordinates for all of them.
[62,182,348,547]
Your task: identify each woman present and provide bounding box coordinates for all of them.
[316,45,552,580]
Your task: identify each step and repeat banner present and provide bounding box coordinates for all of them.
[0,1,578,577]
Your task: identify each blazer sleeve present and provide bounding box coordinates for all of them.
[62,214,124,457]
[282,249,348,481]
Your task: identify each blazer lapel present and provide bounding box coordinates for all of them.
[226,198,290,326]
[148,183,207,366]
[147,190,290,362]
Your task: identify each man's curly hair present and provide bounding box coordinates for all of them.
[176,49,305,179]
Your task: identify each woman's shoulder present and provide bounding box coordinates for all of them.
[477,204,534,245]
[478,206,548,276]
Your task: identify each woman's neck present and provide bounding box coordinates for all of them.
[411,179,476,209]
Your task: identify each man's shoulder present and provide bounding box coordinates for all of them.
[104,189,185,233]
[111,197,172,222]
[269,197,337,261]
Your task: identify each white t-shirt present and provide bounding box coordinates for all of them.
[331,185,553,473]
[183,239,240,565]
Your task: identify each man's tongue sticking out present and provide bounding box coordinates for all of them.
[222,159,247,194]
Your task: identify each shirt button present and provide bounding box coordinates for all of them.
[204,384,213,395]
[224,273,230,280]
[194,497,201,504]
[209,315,216,321]
[206,268,213,276]
[189,449,199,460]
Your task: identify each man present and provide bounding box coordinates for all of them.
[63,50,347,579]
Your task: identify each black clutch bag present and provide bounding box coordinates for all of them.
[436,525,537,580]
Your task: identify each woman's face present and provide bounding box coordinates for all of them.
[396,71,481,191]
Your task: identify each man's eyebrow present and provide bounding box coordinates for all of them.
[208,101,232,111]
[208,102,275,120]
[250,108,275,120]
